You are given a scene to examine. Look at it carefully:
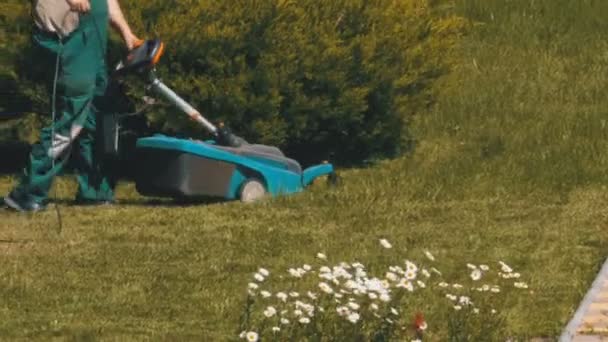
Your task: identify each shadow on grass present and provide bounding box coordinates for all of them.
[0,143,29,174]
[52,196,227,208]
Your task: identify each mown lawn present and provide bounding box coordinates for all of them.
[0,163,606,340]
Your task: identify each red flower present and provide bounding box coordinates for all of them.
[413,312,427,332]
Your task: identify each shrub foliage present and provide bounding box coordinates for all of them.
[1,0,464,164]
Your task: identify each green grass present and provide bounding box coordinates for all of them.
[415,0,608,199]
[0,169,606,340]
[2,0,608,340]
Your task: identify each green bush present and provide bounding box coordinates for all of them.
[2,0,464,165]
[0,1,36,143]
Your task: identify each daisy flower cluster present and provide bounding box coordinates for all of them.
[238,239,529,341]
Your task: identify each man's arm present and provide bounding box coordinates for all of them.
[108,0,140,50]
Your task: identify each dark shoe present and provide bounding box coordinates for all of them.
[3,193,46,212]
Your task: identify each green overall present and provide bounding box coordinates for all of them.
[11,0,114,205]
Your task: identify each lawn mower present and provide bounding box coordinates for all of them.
[107,39,337,202]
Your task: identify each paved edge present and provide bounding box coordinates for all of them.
[561,257,608,341]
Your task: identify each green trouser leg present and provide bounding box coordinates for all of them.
[12,0,113,204]
[73,92,115,203]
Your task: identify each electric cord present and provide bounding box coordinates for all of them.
[50,38,63,234]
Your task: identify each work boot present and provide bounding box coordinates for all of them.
[3,192,46,212]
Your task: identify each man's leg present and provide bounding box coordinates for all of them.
[73,89,115,204]
[5,115,76,211]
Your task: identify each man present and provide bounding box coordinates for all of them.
[4,0,140,211]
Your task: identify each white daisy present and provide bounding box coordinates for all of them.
[254,273,265,282]
[319,266,331,273]
[459,296,472,306]
[298,317,310,324]
[317,253,327,260]
[390,266,405,274]
[379,293,391,302]
[379,239,393,249]
[470,269,482,281]
[424,250,436,261]
[514,282,528,289]
[264,306,277,318]
[397,279,414,292]
[348,302,360,310]
[336,306,350,316]
[499,261,513,273]
[405,260,418,273]
[245,332,259,342]
[386,272,398,282]
[258,268,270,277]
[319,282,333,294]
[347,312,361,323]
[288,268,304,278]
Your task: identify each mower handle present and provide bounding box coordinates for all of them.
[148,73,218,135]
[116,39,244,147]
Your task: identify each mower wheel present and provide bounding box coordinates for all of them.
[239,178,267,203]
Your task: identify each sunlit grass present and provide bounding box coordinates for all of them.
[0,165,606,340]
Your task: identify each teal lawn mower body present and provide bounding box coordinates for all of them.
[135,135,335,201]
